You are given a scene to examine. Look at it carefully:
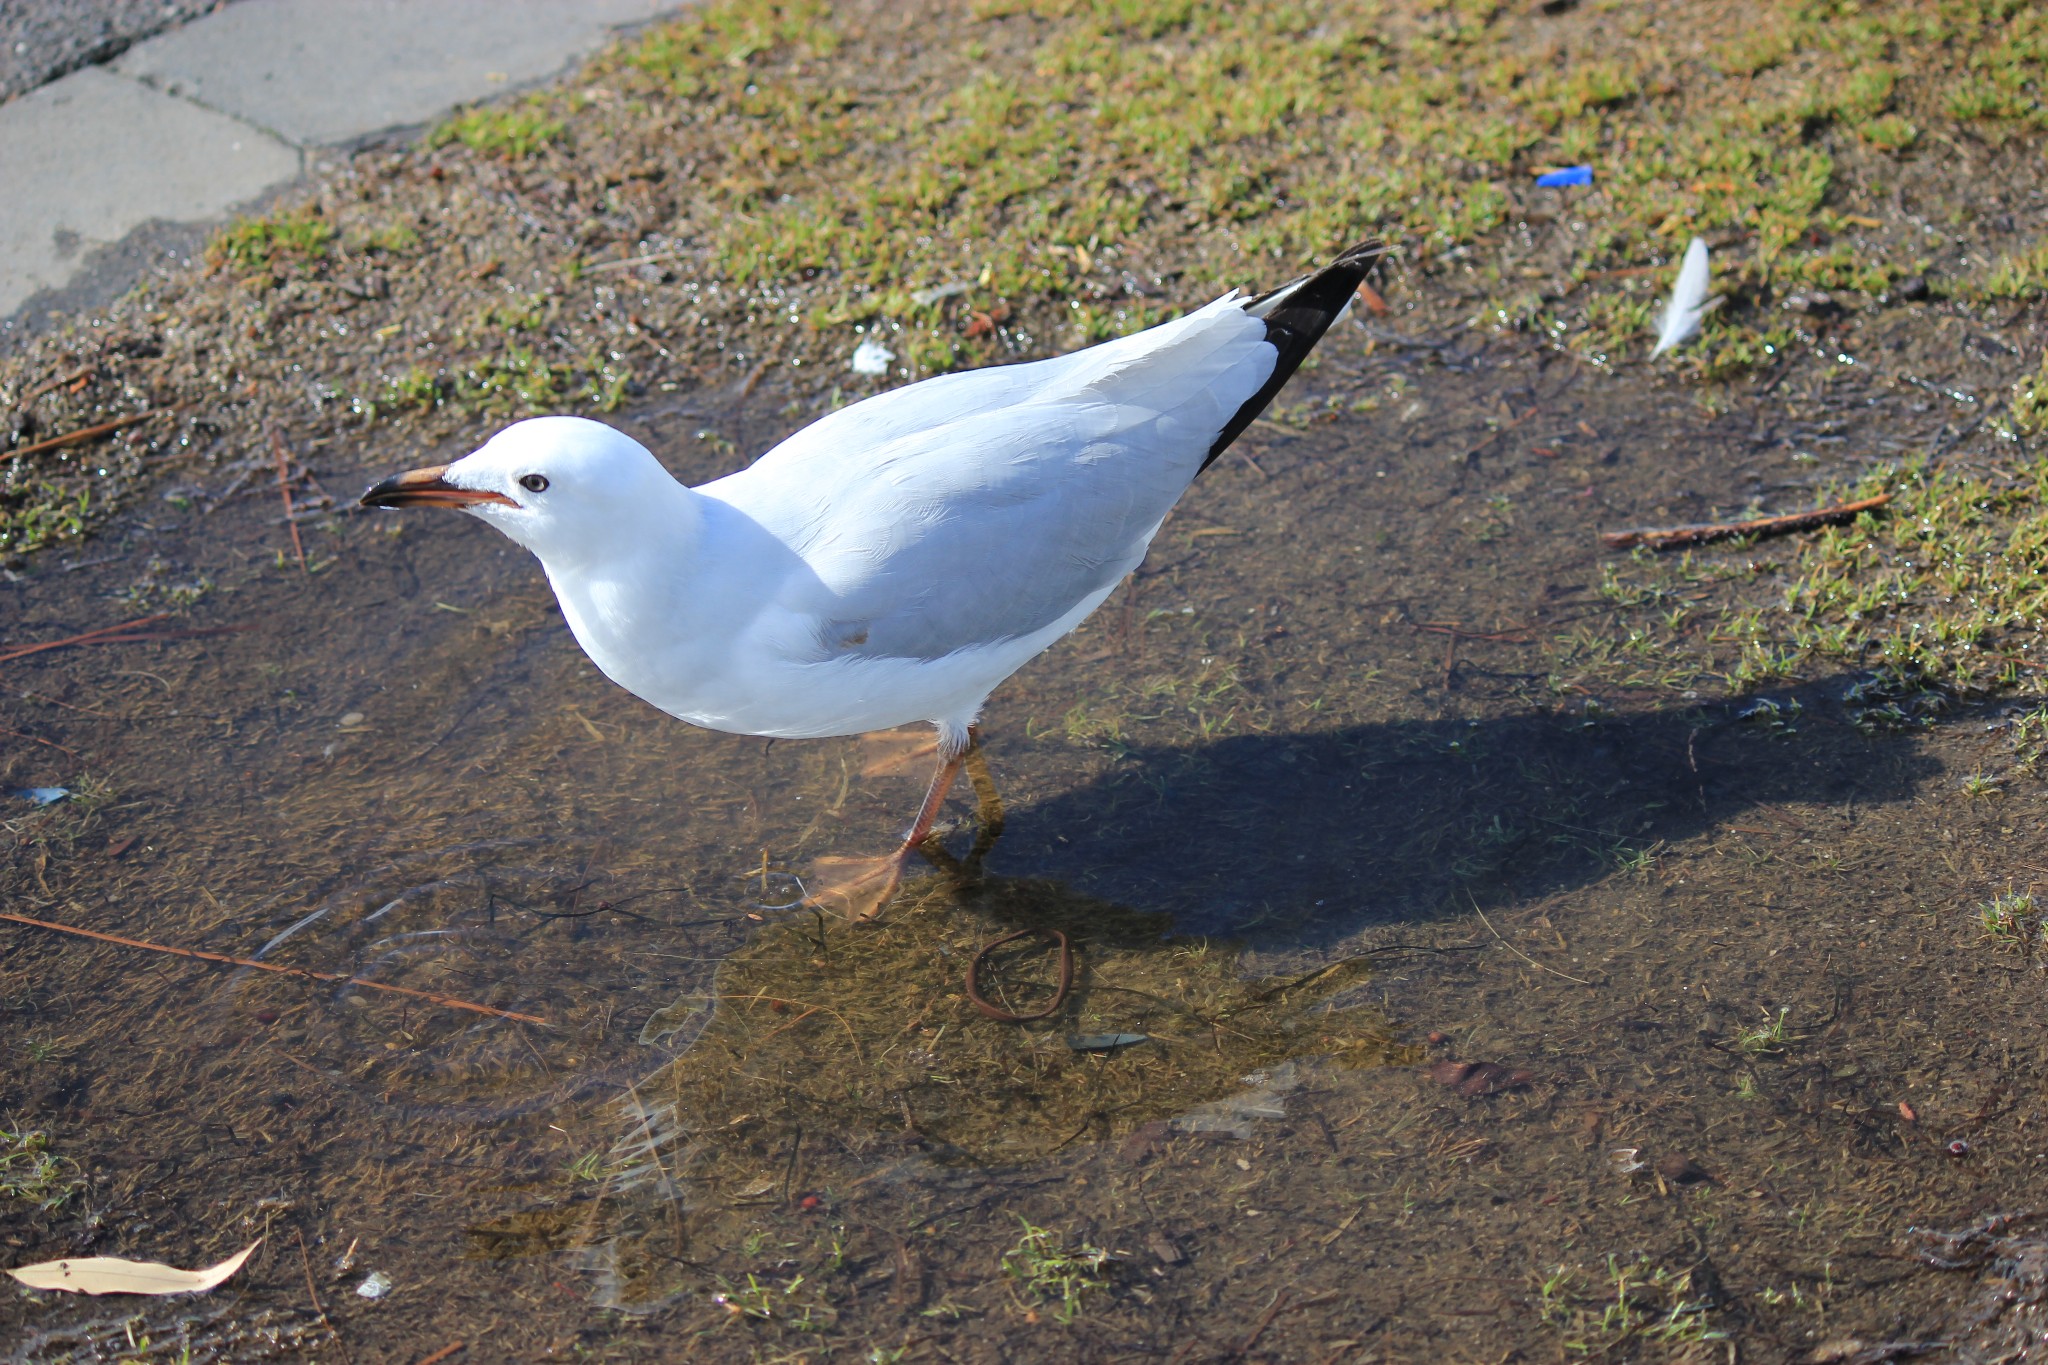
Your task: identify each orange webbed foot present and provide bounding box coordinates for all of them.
[805,848,910,922]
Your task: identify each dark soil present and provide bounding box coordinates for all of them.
[4,312,2047,1363]
[4,2,2048,1362]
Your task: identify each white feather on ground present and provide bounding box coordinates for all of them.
[1650,237,1711,358]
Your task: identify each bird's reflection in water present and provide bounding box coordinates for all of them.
[465,836,1418,1309]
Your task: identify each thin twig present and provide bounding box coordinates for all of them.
[0,615,252,667]
[1413,622,1535,643]
[271,429,308,572]
[1,726,78,756]
[1235,1289,1294,1355]
[1601,493,1892,552]
[294,1227,343,1357]
[414,1344,466,1365]
[1,911,550,1025]
[4,409,166,460]
[0,614,166,663]
[18,365,94,405]
[1470,897,1596,986]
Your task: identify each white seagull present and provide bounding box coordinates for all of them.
[363,239,1387,915]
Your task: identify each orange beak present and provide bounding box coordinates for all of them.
[359,465,516,510]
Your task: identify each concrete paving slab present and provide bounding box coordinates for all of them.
[116,0,680,147]
[0,65,298,317]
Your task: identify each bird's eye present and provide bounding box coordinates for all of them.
[519,474,549,493]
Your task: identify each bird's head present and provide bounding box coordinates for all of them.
[360,417,683,564]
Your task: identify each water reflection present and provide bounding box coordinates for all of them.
[466,860,1416,1309]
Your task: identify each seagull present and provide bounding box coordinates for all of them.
[362,239,1387,915]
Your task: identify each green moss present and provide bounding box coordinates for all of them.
[543,0,2043,378]
[378,365,444,412]
[1566,451,2048,699]
[1985,238,2048,300]
[2012,352,2048,436]
[0,485,91,555]
[431,98,566,159]
[1854,112,1918,151]
[0,1125,81,1212]
[208,206,334,270]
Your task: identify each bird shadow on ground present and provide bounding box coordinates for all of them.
[968,675,1942,950]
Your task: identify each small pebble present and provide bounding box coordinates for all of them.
[338,712,365,728]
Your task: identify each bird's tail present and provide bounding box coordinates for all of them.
[1202,238,1389,471]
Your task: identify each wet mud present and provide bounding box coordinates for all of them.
[4,313,2047,1364]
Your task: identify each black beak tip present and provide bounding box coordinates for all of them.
[359,474,402,509]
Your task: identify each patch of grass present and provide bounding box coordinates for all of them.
[2014,354,2048,437]
[1974,890,2040,953]
[556,0,2048,381]
[0,484,91,555]
[1856,112,1918,151]
[378,365,444,412]
[447,347,631,416]
[1000,1218,1113,1323]
[431,99,566,160]
[711,1271,835,1331]
[0,1124,83,1212]
[208,206,334,271]
[1564,449,2048,702]
[351,220,421,255]
[1538,1255,1727,1355]
[1985,238,2048,300]
[1735,1007,1792,1057]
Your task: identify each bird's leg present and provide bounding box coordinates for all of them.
[899,738,970,852]
[808,731,968,921]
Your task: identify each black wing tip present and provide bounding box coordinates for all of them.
[1202,237,1391,471]
[1328,236,1392,272]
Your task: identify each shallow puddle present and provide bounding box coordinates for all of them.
[4,324,2046,1360]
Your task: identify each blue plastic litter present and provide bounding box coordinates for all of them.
[1536,165,1594,188]
[15,787,69,806]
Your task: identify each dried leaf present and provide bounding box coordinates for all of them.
[6,1239,260,1296]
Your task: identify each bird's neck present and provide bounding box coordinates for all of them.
[540,484,704,665]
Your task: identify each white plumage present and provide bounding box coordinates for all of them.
[363,240,1384,911]
[1651,236,1712,358]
